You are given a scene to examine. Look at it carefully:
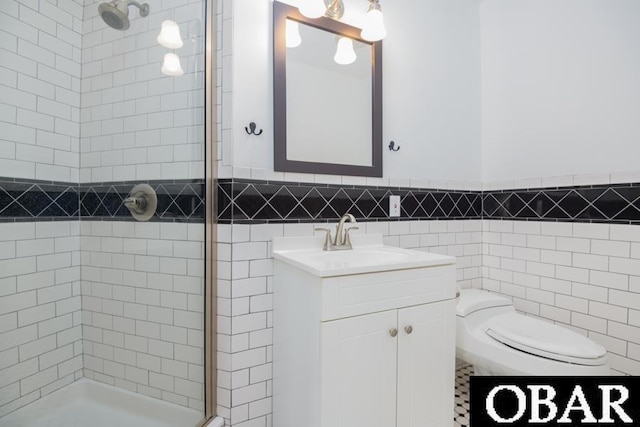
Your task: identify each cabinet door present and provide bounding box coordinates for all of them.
[397,300,456,427]
[321,310,398,427]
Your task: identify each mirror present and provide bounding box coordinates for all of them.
[273,1,383,177]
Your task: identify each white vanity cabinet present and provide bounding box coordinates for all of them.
[321,299,455,427]
[273,237,456,427]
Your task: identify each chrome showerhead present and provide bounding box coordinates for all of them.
[98,0,150,31]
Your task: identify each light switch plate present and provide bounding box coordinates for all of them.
[389,195,401,217]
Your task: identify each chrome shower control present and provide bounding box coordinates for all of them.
[123,183,157,221]
[124,195,147,213]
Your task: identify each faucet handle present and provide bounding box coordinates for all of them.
[314,228,332,250]
[344,226,359,248]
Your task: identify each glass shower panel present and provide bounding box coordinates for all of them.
[0,0,208,425]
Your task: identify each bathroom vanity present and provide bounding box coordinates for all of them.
[272,234,457,427]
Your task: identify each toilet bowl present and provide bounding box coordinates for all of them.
[456,289,610,376]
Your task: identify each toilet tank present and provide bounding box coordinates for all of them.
[456,289,515,326]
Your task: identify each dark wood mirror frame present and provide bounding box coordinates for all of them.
[273,1,383,177]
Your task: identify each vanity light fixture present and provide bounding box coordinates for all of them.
[298,0,386,41]
[298,0,344,20]
[361,0,386,42]
[323,0,345,20]
[161,52,184,76]
[334,37,356,65]
[157,20,183,49]
[285,20,302,48]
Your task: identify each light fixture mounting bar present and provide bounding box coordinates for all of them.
[324,0,344,20]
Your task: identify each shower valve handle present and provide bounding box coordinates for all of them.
[123,195,148,214]
[123,184,157,222]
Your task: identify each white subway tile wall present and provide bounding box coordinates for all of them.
[0,222,83,418]
[80,221,205,411]
[1,0,208,418]
[215,220,483,426]
[482,220,640,376]
[217,218,640,426]
[80,0,205,183]
[0,0,82,182]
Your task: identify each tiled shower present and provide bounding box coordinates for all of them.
[0,0,209,422]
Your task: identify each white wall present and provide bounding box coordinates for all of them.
[0,222,83,418]
[222,0,482,187]
[0,1,84,417]
[480,0,640,184]
[383,0,482,185]
[0,0,83,182]
[80,221,205,411]
[80,0,205,183]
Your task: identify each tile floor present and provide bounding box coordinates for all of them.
[454,364,473,427]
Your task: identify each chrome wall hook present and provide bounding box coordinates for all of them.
[388,141,400,151]
[245,122,263,136]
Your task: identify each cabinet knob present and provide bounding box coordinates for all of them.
[389,328,398,338]
[404,326,413,335]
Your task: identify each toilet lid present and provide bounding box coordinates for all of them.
[483,313,607,366]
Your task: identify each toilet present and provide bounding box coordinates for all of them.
[456,289,610,376]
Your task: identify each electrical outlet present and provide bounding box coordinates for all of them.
[389,195,401,217]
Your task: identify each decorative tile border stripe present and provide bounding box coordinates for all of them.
[0,178,205,223]
[8,176,633,225]
[216,179,483,223]
[483,183,640,224]
[217,179,640,225]
[80,180,206,223]
[0,178,80,222]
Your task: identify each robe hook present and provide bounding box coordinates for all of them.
[245,122,263,136]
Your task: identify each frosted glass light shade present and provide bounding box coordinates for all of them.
[286,20,302,48]
[157,20,183,49]
[298,0,325,18]
[334,37,356,65]
[361,8,386,41]
[161,52,184,76]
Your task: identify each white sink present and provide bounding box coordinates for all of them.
[272,234,454,277]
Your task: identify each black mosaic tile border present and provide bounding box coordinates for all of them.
[216,179,482,224]
[80,180,205,223]
[0,178,205,223]
[483,183,640,224]
[0,178,80,223]
[217,179,640,225]
[7,176,639,225]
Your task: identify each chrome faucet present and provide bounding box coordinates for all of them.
[315,213,359,251]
